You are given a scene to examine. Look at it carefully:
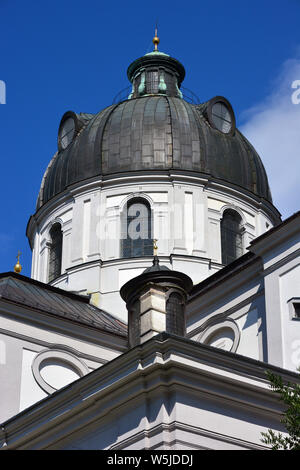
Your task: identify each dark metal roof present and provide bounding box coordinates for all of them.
[127,51,185,85]
[143,256,171,273]
[0,272,127,337]
[120,260,193,304]
[36,95,272,210]
[35,52,273,210]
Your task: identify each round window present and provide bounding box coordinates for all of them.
[211,102,232,133]
[58,111,78,151]
[59,117,75,150]
[207,97,235,135]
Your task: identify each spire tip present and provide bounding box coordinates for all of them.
[153,25,159,51]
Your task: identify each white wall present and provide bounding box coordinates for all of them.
[29,175,277,322]
[0,300,125,423]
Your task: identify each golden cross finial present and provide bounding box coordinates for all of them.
[153,239,158,256]
[14,250,22,273]
[153,24,159,51]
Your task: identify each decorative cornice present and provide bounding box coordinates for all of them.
[26,171,281,247]
[0,298,127,349]
[108,420,268,450]
[249,211,300,257]
[187,288,265,338]
[1,333,297,450]
[189,252,261,302]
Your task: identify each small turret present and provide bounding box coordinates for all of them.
[120,246,193,348]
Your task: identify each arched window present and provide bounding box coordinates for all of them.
[221,209,243,265]
[48,223,63,281]
[121,198,153,258]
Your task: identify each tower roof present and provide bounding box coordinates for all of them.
[35,48,273,211]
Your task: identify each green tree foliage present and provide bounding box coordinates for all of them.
[261,370,300,450]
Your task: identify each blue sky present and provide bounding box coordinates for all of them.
[1,0,300,276]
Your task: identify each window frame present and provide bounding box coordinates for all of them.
[221,208,244,265]
[48,222,63,282]
[288,298,300,321]
[120,197,153,259]
[207,96,236,136]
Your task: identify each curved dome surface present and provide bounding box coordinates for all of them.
[36,54,272,210]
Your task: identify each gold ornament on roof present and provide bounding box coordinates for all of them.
[14,251,22,273]
[153,25,159,51]
[153,239,158,256]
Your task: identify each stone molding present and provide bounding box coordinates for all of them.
[31,348,90,394]
[1,333,297,450]
[197,319,240,353]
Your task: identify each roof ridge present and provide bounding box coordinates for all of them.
[0,272,127,336]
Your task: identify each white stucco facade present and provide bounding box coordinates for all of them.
[27,172,279,322]
[1,334,296,450]
[2,42,299,452]
[186,212,300,373]
[0,292,126,423]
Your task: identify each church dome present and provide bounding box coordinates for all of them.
[36,50,272,210]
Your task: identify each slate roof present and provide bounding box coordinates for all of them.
[0,272,127,337]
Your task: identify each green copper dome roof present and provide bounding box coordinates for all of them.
[145,51,170,56]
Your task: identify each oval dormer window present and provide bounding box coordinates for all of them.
[207,97,235,135]
[58,111,78,151]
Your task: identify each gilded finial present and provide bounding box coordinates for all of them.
[14,250,22,274]
[153,24,159,51]
[153,239,158,256]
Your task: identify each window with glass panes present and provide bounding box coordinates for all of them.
[221,210,243,265]
[121,199,153,258]
[146,70,159,94]
[48,223,63,281]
